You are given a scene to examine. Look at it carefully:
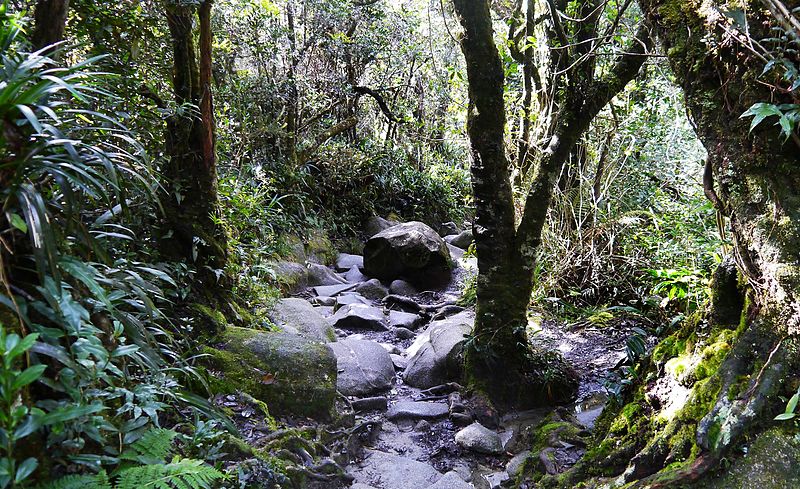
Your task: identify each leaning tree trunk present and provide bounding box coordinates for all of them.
[610,0,800,484]
[162,2,227,276]
[32,0,69,52]
[453,0,652,408]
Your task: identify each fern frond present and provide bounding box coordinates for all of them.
[39,471,112,489]
[121,428,178,464]
[116,458,224,489]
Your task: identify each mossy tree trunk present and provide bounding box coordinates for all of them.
[162,1,227,277]
[452,0,652,407]
[594,0,800,484]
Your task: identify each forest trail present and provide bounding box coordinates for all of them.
[264,222,644,489]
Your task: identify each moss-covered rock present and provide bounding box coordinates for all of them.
[204,326,337,419]
[696,428,800,489]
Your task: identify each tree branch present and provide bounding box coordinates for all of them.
[352,86,402,122]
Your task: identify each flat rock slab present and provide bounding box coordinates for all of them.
[388,310,422,330]
[427,472,474,489]
[329,339,395,396]
[269,298,336,342]
[455,422,504,455]
[336,292,371,311]
[349,449,442,489]
[313,283,357,297]
[330,304,388,331]
[387,401,449,421]
[336,253,364,272]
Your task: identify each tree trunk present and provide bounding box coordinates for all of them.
[614,0,800,482]
[162,2,227,275]
[285,0,299,166]
[453,0,652,408]
[32,0,69,52]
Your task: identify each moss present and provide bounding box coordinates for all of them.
[204,326,337,419]
[610,402,642,434]
[192,303,229,337]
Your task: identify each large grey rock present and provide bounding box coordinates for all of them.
[388,310,423,330]
[330,304,388,331]
[271,261,307,292]
[269,298,335,342]
[329,339,395,396]
[312,283,357,297]
[349,450,441,489]
[455,423,504,455]
[306,263,346,287]
[336,253,364,272]
[364,221,453,288]
[206,327,336,419]
[355,279,389,300]
[345,265,370,284]
[386,401,449,421]
[389,279,418,296]
[364,216,399,238]
[428,472,474,489]
[439,222,460,237]
[335,292,371,311]
[403,311,474,388]
[449,230,473,250]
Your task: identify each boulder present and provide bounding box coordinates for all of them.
[345,265,370,284]
[269,298,336,342]
[355,279,389,300]
[403,311,474,388]
[364,221,453,288]
[306,263,346,287]
[386,401,449,421]
[506,450,531,478]
[330,304,388,331]
[395,327,415,340]
[205,327,336,419]
[388,310,423,330]
[329,339,395,396]
[336,253,364,272]
[449,229,474,250]
[271,261,307,292]
[427,471,473,489]
[363,215,398,238]
[455,422,504,455]
[699,428,800,489]
[439,221,460,237]
[335,292,371,311]
[389,279,418,296]
[348,449,441,489]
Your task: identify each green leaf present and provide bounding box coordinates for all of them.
[741,102,783,132]
[14,458,37,484]
[12,364,46,390]
[8,213,27,233]
[786,392,799,414]
[775,412,796,421]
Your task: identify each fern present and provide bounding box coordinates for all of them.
[116,459,224,489]
[39,471,112,489]
[120,428,179,464]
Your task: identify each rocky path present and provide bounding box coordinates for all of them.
[263,219,641,489]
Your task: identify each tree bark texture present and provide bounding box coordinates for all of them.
[32,0,69,52]
[162,2,227,274]
[614,0,800,483]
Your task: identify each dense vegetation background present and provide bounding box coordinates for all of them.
[1,0,798,488]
